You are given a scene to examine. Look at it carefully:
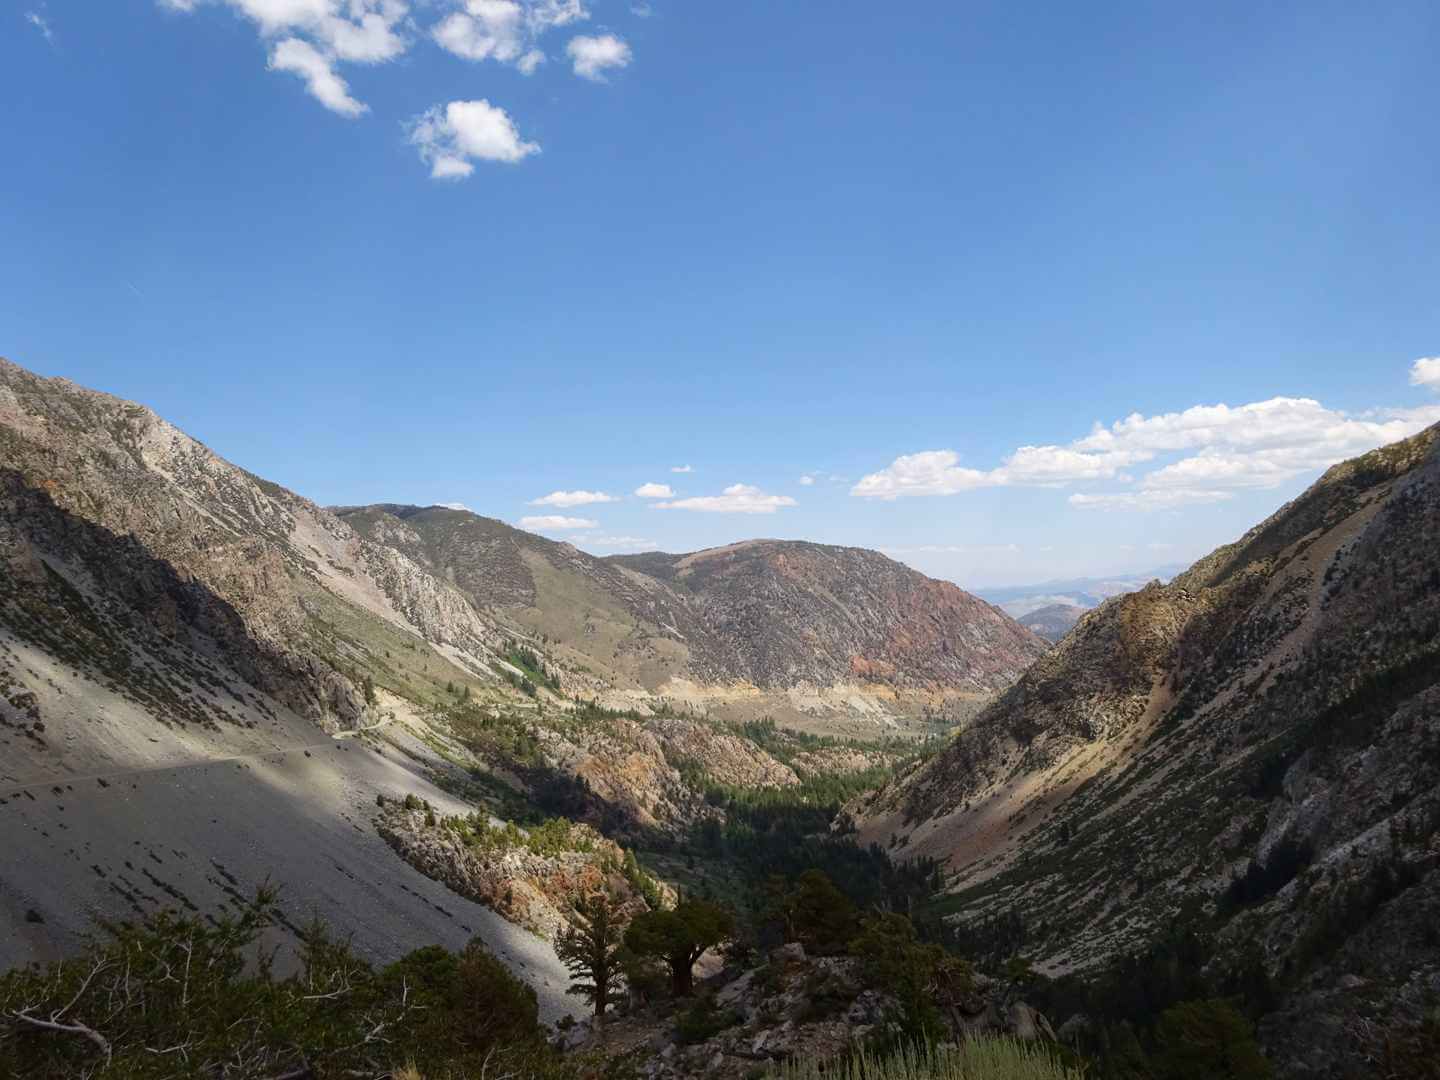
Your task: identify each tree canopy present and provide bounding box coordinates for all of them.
[623,900,735,997]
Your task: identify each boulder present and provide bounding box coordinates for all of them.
[1008,1001,1056,1041]
[772,942,807,968]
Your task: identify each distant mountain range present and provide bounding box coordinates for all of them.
[1011,602,1089,642]
[976,568,1186,618]
[335,505,1048,724]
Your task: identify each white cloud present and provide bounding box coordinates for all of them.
[852,450,993,499]
[25,11,54,42]
[579,533,656,550]
[268,37,368,116]
[798,475,816,486]
[409,99,540,177]
[519,514,597,530]
[431,0,586,71]
[856,364,1440,509]
[160,0,409,116]
[432,1,525,63]
[881,543,1022,556]
[529,489,616,507]
[436,501,472,511]
[528,0,586,28]
[656,483,797,514]
[993,445,1142,485]
[670,464,693,473]
[634,482,673,498]
[317,8,407,62]
[567,33,630,80]
[1073,396,1412,458]
[1068,490,1233,511]
[1412,357,1440,391]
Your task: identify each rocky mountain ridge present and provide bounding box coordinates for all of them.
[336,503,1049,729]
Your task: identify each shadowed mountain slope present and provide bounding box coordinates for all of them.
[0,356,1030,1006]
[852,423,1440,1076]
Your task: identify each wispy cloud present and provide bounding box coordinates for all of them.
[158,0,634,167]
[1068,490,1232,512]
[160,0,408,117]
[880,543,1022,556]
[670,464,693,474]
[269,37,368,117]
[656,483,797,514]
[25,9,54,43]
[854,363,1440,510]
[529,489,617,508]
[431,0,587,73]
[578,533,656,550]
[519,514,597,530]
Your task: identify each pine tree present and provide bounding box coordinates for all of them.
[556,893,625,1018]
[623,900,734,997]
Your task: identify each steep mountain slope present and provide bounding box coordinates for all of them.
[338,505,1049,729]
[0,358,595,1009]
[0,360,529,727]
[0,358,945,1006]
[853,424,1440,1075]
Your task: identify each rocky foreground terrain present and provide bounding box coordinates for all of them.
[854,423,1440,1076]
[569,941,1053,1079]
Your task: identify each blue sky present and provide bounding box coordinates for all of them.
[4,0,1438,587]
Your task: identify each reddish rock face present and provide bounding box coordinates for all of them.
[649,539,1049,692]
[848,655,898,681]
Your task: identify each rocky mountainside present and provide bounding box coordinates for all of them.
[0,359,525,733]
[0,358,941,1011]
[0,357,609,1010]
[853,424,1440,1076]
[337,504,1048,729]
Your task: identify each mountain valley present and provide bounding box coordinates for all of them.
[2,355,1438,1079]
